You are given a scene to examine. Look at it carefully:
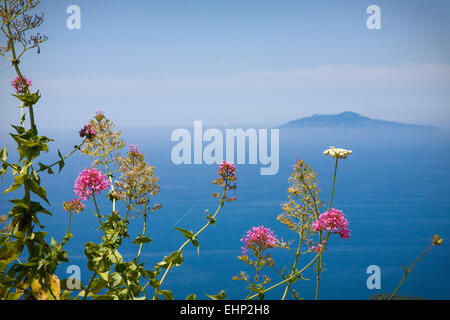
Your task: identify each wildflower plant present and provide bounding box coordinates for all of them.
[233,152,352,300]
[0,0,82,300]
[0,0,444,302]
[234,226,280,300]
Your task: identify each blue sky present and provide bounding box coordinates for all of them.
[1,0,450,129]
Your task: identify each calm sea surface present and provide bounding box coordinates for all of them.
[1,126,449,299]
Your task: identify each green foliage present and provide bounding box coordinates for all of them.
[132,235,152,245]
[12,90,41,107]
[0,237,25,264]
[10,126,52,162]
[205,290,227,300]
[0,146,7,163]
[0,0,236,299]
[156,251,184,269]
[174,226,199,249]
[4,0,441,303]
[157,289,174,300]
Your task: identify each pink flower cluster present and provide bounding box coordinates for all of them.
[129,144,142,155]
[311,240,327,253]
[218,160,236,176]
[11,76,32,94]
[79,123,97,140]
[63,198,85,214]
[74,168,110,200]
[312,208,350,239]
[241,226,278,254]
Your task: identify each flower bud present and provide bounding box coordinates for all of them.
[432,234,444,246]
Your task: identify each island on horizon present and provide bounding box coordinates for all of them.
[279,111,439,130]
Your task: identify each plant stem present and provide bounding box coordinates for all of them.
[81,193,104,300]
[328,158,339,211]
[102,155,116,213]
[3,0,36,237]
[39,139,87,173]
[92,193,120,260]
[61,211,72,247]
[315,157,339,300]
[92,193,104,232]
[247,252,320,300]
[20,102,24,127]
[136,207,147,264]
[4,2,37,135]
[281,232,303,300]
[84,191,124,300]
[83,272,97,300]
[245,250,262,300]
[272,264,299,300]
[389,243,435,300]
[145,197,225,297]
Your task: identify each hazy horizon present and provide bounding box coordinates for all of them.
[1,0,450,130]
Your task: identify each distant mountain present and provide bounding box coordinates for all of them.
[279,111,438,130]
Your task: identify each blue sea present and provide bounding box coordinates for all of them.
[1,126,449,300]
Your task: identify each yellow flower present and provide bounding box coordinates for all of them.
[432,234,444,246]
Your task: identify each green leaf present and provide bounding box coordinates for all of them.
[156,251,183,268]
[108,249,122,264]
[90,277,107,294]
[192,236,199,248]
[31,170,40,184]
[148,278,160,289]
[158,290,174,300]
[31,201,52,216]
[58,160,65,173]
[20,161,33,175]
[174,226,199,250]
[8,199,30,210]
[31,215,45,228]
[174,226,194,240]
[185,294,197,300]
[0,163,7,183]
[12,90,41,107]
[114,262,128,273]
[0,238,25,264]
[140,268,156,280]
[3,174,26,194]
[205,290,227,300]
[94,295,116,300]
[29,179,49,204]
[132,235,152,245]
[0,146,7,162]
[37,162,55,175]
[110,273,122,287]
[10,124,25,135]
[33,231,48,242]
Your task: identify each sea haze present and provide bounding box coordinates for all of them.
[0,125,449,300]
